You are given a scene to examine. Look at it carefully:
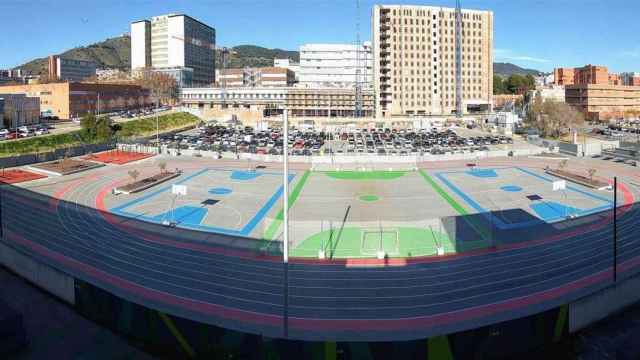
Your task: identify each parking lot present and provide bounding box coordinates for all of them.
[159,125,517,157]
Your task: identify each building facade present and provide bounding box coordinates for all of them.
[372,5,494,118]
[565,84,640,121]
[219,67,295,88]
[0,94,41,128]
[131,14,215,87]
[0,82,151,120]
[48,55,97,82]
[181,86,374,124]
[621,72,640,86]
[553,65,622,86]
[298,43,373,88]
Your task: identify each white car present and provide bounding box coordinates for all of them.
[0,129,9,136]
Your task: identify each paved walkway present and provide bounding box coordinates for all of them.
[0,266,155,360]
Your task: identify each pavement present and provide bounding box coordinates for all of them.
[0,266,155,360]
[1,154,639,342]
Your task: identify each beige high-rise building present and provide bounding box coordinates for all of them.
[372,5,493,118]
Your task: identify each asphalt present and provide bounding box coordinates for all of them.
[1,157,640,342]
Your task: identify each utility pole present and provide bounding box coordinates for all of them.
[282,109,289,338]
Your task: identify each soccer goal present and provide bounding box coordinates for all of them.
[360,228,400,257]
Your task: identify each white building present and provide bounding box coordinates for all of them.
[298,42,373,88]
[131,14,216,87]
[273,58,300,81]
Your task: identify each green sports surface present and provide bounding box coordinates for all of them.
[323,170,407,180]
[290,227,455,258]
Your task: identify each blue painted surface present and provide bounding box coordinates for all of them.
[209,187,232,195]
[530,202,580,222]
[435,167,613,229]
[501,185,523,192]
[231,171,262,181]
[152,206,208,225]
[111,169,296,236]
[466,169,498,178]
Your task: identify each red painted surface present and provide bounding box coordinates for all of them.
[85,150,154,165]
[0,169,47,184]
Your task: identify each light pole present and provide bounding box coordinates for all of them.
[282,109,290,338]
[156,97,160,154]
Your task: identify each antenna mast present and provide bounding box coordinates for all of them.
[455,0,463,118]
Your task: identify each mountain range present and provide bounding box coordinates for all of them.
[14,35,542,78]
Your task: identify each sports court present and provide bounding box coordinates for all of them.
[435,166,614,229]
[280,170,458,258]
[110,168,293,236]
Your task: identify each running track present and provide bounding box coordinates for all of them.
[2,162,640,341]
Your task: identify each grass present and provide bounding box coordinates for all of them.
[290,226,455,258]
[324,170,406,180]
[262,170,311,241]
[0,112,199,158]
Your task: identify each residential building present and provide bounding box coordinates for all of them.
[180,86,374,124]
[0,94,40,128]
[0,82,151,120]
[372,5,494,118]
[48,55,97,82]
[553,65,621,86]
[298,42,373,88]
[218,67,295,88]
[528,85,566,103]
[131,14,216,87]
[621,72,640,86]
[565,84,640,121]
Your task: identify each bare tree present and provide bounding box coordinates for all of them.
[526,98,585,139]
[558,159,568,171]
[134,68,178,105]
[128,169,140,183]
[587,168,597,182]
[158,161,167,174]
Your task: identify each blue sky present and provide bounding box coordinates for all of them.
[1,0,639,72]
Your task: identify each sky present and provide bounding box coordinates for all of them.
[1,0,639,73]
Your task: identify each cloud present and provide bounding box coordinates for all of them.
[494,48,550,63]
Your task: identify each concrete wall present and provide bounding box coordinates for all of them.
[569,272,640,333]
[0,241,75,305]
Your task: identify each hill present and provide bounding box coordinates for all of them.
[16,36,131,75]
[15,34,541,77]
[493,62,543,78]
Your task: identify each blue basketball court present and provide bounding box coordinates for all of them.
[435,167,613,229]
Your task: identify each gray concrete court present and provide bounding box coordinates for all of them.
[435,166,614,225]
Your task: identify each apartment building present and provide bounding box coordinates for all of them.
[565,84,640,121]
[372,5,494,118]
[0,82,151,120]
[48,55,97,82]
[131,14,215,87]
[219,67,295,88]
[298,43,373,88]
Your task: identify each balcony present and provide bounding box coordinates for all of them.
[379,33,390,40]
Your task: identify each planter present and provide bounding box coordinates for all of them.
[113,171,181,195]
[28,159,105,176]
[545,169,610,190]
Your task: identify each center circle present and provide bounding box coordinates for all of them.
[359,194,380,202]
[209,187,232,195]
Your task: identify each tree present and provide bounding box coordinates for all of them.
[493,75,506,95]
[525,99,585,139]
[134,68,179,105]
[95,117,114,141]
[158,161,167,174]
[558,159,568,171]
[587,168,596,182]
[80,113,97,139]
[128,169,140,182]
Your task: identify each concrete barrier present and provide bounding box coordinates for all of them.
[0,241,75,305]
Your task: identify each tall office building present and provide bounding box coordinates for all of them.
[372,5,493,118]
[47,55,97,82]
[298,43,373,88]
[131,14,215,87]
